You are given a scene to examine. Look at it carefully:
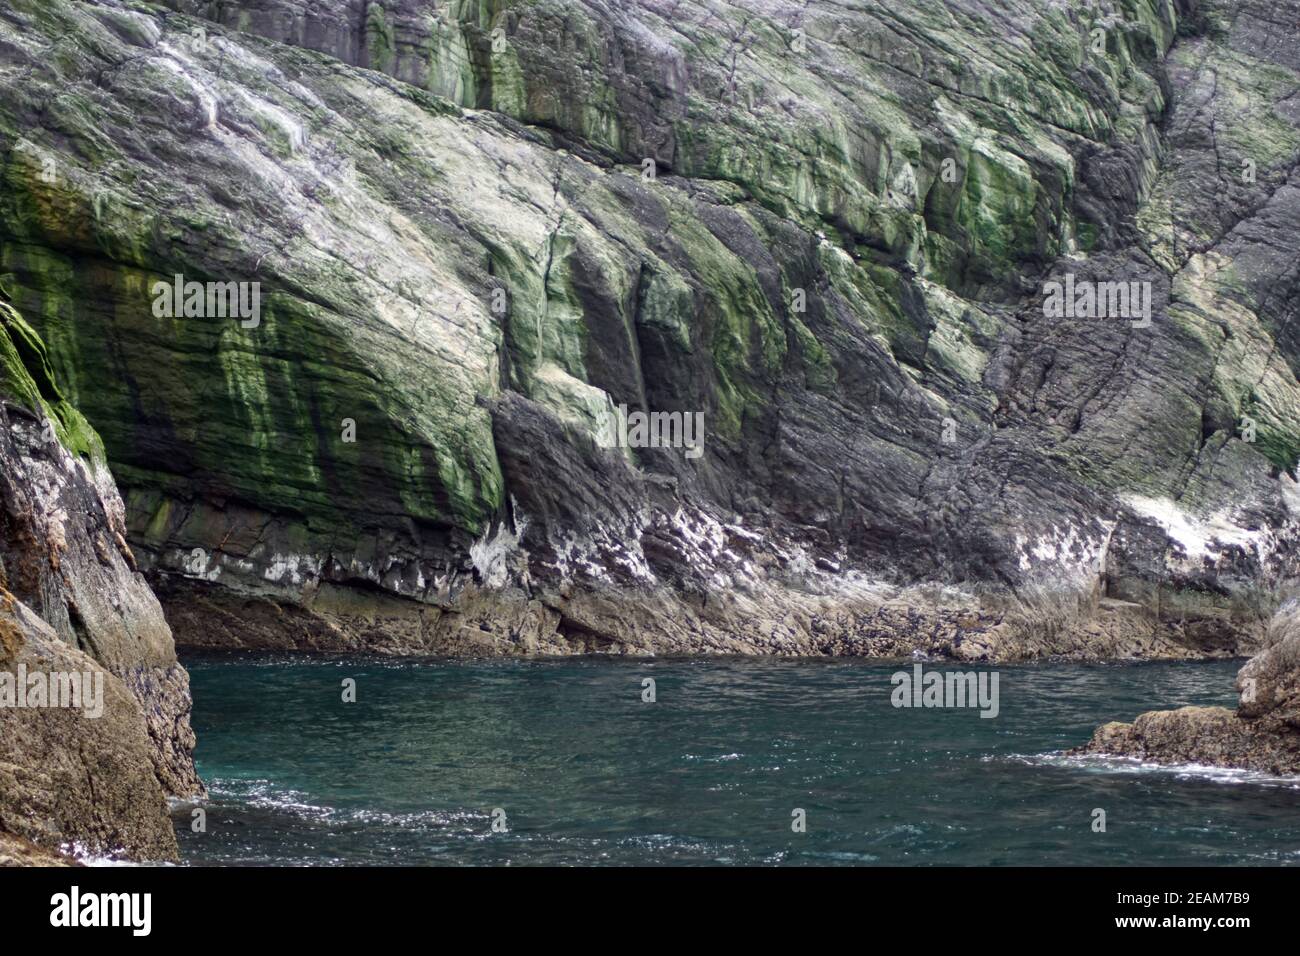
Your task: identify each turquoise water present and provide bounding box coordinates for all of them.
[176,656,1300,866]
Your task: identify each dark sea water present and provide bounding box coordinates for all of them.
[174,655,1300,866]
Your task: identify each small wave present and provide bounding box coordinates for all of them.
[211,779,337,820]
[59,842,175,867]
[617,833,728,853]
[203,778,486,830]
[683,752,743,762]
[809,850,881,862]
[998,752,1300,788]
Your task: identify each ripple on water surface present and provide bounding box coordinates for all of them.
[175,655,1300,866]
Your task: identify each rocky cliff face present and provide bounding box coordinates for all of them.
[0,293,201,862]
[0,0,1295,661]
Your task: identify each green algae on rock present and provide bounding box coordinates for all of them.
[1,301,201,862]
[0,0,1294,663]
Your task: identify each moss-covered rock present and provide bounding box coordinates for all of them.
[1,298,202,862]
[0,0,1294,661]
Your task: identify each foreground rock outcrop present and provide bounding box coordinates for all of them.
[1076,600,1300,773]
[0,832,76,866]
[0,0,1296,659]
[0,294,202,863]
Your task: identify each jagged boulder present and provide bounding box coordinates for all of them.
[1074,601,1300,773]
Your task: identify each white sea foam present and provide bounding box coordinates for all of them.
[1001,751,1300,788]
[58,841,174,867]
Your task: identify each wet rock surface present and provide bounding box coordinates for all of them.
[1075,601,1300,773]
[0,0,1294,661]
[1,297,200,862]
[0,595,181,862]
[0,831,77,867]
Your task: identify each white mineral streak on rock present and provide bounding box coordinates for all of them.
[470,502,530,588]
[1123,494,1267,562]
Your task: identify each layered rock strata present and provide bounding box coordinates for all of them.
[1,294,201,863]
[0,0,1294,659]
